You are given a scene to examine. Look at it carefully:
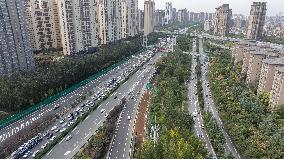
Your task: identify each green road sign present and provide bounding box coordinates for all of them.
[146,82,151,91]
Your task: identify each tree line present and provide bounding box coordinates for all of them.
[206,42,283,159]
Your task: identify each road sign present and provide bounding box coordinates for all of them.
[146,82,151,91]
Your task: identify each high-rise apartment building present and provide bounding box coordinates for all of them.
[177,9,188,23]
[246,2,267,40]
[120,0,139,39]
[138,10,144,32]
[204,20,212,32]
[165,2,173,25]
[155,10,165,27]
[57,0,99,55]
[26,0,62,51]
[144,0,155,36]
[213,4,232,36]
[270,67,284,109]
[258,58,284,95]
[0,0,35,76]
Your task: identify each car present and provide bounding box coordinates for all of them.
[127,116,131,120]
[32,150,40,157]
[201,124,205,129]
[100,109,106,113]
[131,96,134,99]
[51,126,57,131]
[193,112,197,117]
[62,122,67,127]
[60,128,66,133]
[66,135,72,141]
[104,114,108,117]
[23,151,31,158]
[54,129,60,133]
[114,96,117,99]
[43,132,49,137]
[59,120,65,124]
[46,133,53,139]
[50,136,56,141]
[41,142,48,149]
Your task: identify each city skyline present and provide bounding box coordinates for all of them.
[138,0,284,16]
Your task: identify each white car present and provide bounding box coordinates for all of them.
[100,109,106,113]
[66,135,72,141]
[23,151,31,158]
[51,126,57,131]
[50,136,56,141]
[127,116,131,120]
[32,150,40,157]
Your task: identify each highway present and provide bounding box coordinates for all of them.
[0,50,150,146]
[42,52,163,159]
[6,49,157,159]
[107,54,158,159]
[188,39,217,158]
[199,38,242,159]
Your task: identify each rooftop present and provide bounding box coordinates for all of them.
[263,57,284,66]
[276,66,284,73]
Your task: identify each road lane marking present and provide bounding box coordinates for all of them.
[72,145,79,152]
[64,151,71,156]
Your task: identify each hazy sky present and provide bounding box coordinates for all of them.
[138,0,284,16]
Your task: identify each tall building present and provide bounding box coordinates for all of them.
[0,0,35,76]
[213,4,232,36]
[177,9,188,23]
[172,8,177,22]
[270,66,284,109]
[204,20,212,32]
[57,0,99,55]
[165,2,172,25]
[144,0,155,36]
[121,0,139,38]
[155,10,165,27]
[246,2,267,40]
[138,10,144,32]
[258,58,284,95]
[26,0,62,51]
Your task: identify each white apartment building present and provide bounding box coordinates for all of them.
[144,0,155,36]
[270,67,284,110]
[57,0,99,55]
[258,58,284,95]
[26,0,62,51]
[165,2,173,25]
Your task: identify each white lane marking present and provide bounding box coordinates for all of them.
[64,151,71,156]
[97,121,102,125]
[72,145,79,152]
[106,102,109,105]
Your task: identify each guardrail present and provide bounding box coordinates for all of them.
[0,49,145,130]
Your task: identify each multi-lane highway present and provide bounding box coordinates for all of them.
[42,52,163,159]
[199,38,242,159]
[188,39,217,158]
[0,51,151,146]
[107,54,158,159]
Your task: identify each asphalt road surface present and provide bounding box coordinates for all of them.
[42,52,163,159]
[199,38,242,159]
[188,39,217,158]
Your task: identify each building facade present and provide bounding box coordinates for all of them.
[270,67,284,109]
[246,2,267,40]
[165,2,172,25]
[57,0,99,55]
[26,0,62,51]
[0,0,35,76]
[155,10,165,27]
[144,0,155,36]
[213,4,232,36]
[258,58,284,95]
[177,9,188,23]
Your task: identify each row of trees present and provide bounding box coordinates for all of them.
[135,37,208,158]
[75,99,126,159]
[0,33,162,115]
[206,43,284,158]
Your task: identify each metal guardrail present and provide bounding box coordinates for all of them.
[0,49,145,130]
